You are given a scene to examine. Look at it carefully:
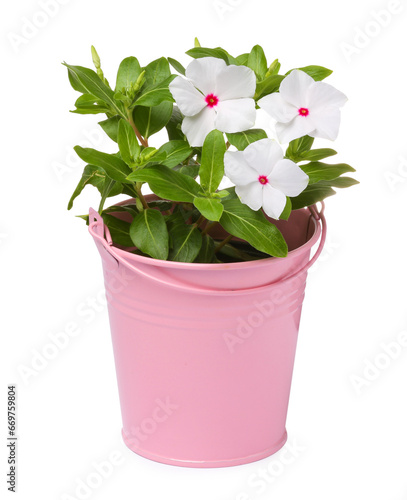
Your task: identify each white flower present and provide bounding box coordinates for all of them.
[224,139,309,219]
[169,57,256,147]
[258,70,347,143]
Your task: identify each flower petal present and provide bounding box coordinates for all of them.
[236,182,263,212]
[308,81,347,111]
[215,98,256,133]
[169,76,206,117]
[243,138,284,175]
[182,106,216,147]
[268,159,309,197]
[279,69,315,108]
[262,184,287,220]
[224,151,258,185]
[216,65,256,100]
[185,57,227,95]
[275,115,315,143]
[258,93,298,123]
[309,107,341,140]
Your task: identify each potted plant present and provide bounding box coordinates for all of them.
[65,41,357,468]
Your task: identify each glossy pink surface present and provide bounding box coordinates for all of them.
[88,203,326,468]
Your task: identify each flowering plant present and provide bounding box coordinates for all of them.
[66,42,357,263]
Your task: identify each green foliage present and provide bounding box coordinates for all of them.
[128,165,202,202]
[226,129,267,151]
[66,44,357,263]
[193,197,224,222]
[118,119,140,164]
[186,47,230,64]
[220,199,288,258]
[167,57,186,75]
[99,116,121,142]
[157,141,193,168]
[74,146,131,182]
[133,101,173,139]
[167,213,202,262]
[247,45,268,80]
[102,214,134,247]
[199,130,226,193]
[130,209,169,260]
[286,65,333,81]
[300,162,356,184]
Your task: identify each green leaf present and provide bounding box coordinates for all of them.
[71,106,109,115]
[132,147,167,168]
[167,214,202,262]
[102,214,134,247]
[134,75,176,107]
[157,141,193,168]
[67,68,88,93]
[300,162,356,184]
[116,57,142,91]
[255,75,285,100]
[133,101,173,139]
[247,45,268,80]
[128,165,202,202]
[168,57,186,75]
[68,165,121,210]
[199,130,226,192]
[144,57,171,86]
[98,177,116,213]
[75,94,99,107]
[166,106,184,141]
[193,197,224,221]
[265,59,281,77]
[194,234,215,263]
[300,148,337,162]
[290,183,336,210]
[177,164,200,178]
[186,47,230,64]
[194,37,201,48]
[130,209,169,260]
[235,53,249,66]
[319,177,359,188]
[286,65,333,81]
[118,120,140,164]
[226,129,267,151]
[74,146,131,182]
[63,63,125,117]
[279,197,292,221]
[220,199,288,257]
[285,135,314,161]
[99,116,122,143]
[103,203,139,217]
[217,242,268,262]
[68,165,105,209]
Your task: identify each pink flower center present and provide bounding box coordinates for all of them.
[298,107,309,117]
[258,175,269,185]
[205,93,219,108]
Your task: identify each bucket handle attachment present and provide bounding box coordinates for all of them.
[89,203,326,296]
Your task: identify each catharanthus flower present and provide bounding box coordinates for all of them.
[224,139,309,219]
[258,70,347,143]
[169,57,256,147]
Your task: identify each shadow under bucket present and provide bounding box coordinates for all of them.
[88,200,326,468]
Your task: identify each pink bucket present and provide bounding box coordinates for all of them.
[88,201,326,468]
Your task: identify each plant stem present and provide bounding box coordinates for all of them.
[201,221,218,236]
[214,234,233,254]
[134,182,149,210]
[128,111,148,148]
[193,214,206,229]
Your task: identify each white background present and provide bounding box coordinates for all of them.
[2,0,407,499]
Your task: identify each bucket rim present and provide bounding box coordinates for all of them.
[90,201,322,272]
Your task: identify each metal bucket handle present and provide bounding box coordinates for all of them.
[89,203,326,296]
